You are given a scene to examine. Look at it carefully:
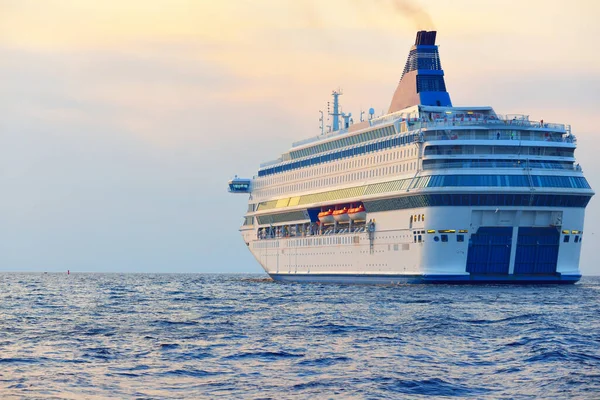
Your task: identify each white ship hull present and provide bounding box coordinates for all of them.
[242,206,585,284]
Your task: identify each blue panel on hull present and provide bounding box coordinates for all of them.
[306,208,320,223]
[514,227,560,274]
[466,227,512,274]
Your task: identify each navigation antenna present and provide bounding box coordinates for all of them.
[330,89,343,132]
[319,110,324,135]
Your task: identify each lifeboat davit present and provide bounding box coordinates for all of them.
[348,205,366,221]
[318,209,334,224]
[333,207,350,223]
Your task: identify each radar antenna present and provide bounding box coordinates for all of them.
[319,110,324,135]
[329,89,343,132]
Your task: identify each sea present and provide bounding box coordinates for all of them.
[0,273,599,399]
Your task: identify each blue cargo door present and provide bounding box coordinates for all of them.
[514,227,559,274]
[466,227,512,274]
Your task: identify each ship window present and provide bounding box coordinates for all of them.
[441,234,448,242]
[563,235,570,243]
[575,235,580,243]
[457,235,464,242]
[434,236,439,242]
[418,235,422,242]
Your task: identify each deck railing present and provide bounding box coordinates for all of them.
[422,160,581,171]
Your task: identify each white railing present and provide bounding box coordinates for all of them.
[412,117,569,132]
[422,160,580,171]
[422,130,575,143]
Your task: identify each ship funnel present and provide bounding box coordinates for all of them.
[388,30,452,113]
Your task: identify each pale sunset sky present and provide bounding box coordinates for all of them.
[1,0,599,274]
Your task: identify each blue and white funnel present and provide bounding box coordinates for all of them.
[388,30,452,113]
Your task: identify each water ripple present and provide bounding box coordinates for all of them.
[0,273,598,398]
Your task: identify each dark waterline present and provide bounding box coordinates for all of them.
[1,273,599,398]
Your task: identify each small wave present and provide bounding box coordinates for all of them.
[296,356,351,367]
[163,369,222,378]
[152,319,198,326]
[379,377,494,397]
[80,327,116,337]
[292,380,335,390]
[109,372,141,378]
[312,322,375,334]
[0,357,42,364]
[463,313,542,325]
[241,277,274,283]
[526,350,600,364]
[82,347,115,360]
[223,351,304,360]
[159,343,180,350]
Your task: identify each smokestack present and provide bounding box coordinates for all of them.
[387,30,451,113]
[415,30,436,46]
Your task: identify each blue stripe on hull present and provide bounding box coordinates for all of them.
[269,273,581,285]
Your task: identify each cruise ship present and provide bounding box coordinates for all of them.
[228,31,593,284]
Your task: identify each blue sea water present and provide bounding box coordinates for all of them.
[0,273,599,399]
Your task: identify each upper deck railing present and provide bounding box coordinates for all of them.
[422,160,583,172]
[414,115,571,134]
[421,129,575,144]
[291,113,571,148]
[290,115,396,149]
[260,115,575,168]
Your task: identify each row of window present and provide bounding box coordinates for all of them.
[256,161,418,198]
[260,133,418,177]
[363,193,592,213]
[254,193,591,229]
[412,234,464,243]
[255,147,418,190]
[434,234,463,242]
[415,175,591,189]
[289,125,397,160]
[563,235,582,243]
[422,159,574,171]
[424,145,575,157]
[256,174,591,212]
[422,129,566,142]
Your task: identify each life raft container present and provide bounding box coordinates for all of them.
[318,209,334,224]
[332,207,350,223]
[348,205,366,221]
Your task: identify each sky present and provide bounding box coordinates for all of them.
[1,0,600,274]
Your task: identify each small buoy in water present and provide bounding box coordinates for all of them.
[67,270,70,275]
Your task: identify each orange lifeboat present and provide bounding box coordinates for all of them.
[333,207,350,223]
[318,209,334,224]
[348,205,366,221]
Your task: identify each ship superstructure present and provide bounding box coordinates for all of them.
[229,31,593,284]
